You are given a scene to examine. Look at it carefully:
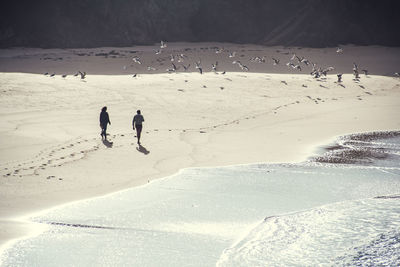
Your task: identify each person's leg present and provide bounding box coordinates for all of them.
[136,125,142,143]
[103,124,108,139]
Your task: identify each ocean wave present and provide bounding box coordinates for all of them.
[217,197,400,266]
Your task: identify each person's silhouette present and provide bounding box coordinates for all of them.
[99,106,111,140]
[132,110,144,144]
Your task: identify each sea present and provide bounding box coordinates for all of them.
[1,131,399,266]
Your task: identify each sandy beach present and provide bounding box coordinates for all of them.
[0,42,400,250]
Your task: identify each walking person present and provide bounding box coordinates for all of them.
[132,110,144,144]
[100,106,111,140]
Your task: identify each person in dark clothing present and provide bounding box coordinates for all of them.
[132,110,144,144]
[99,106,111,139]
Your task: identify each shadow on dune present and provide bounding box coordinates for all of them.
[102,139,113,148]
[136,144,150,155]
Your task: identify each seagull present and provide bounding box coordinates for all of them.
[353,69,360,79]
[228,51,236,58]
[78,71,86,79]
[212,61,218,72]
[233,60,248,71]
[251,56,265,63]
[395,72,400,77]
[147,66,156,71]
[336,47,343,53]
[73,72,79,77]
[155,49,162,55]
[50,73,55,77]
[362,69,368,76]
[44,72,49,75]
[160,40,167,49]
[182,64,190,71]
[240,64,249,71]
[353,62,358,72]
[301,58,310,66]
[62,74,67,78]
[295,55,304,63]
[166,63,178,73]
[195,61,203,74]
[132,74,137,77]
[286,62,295,68]
[272,58,280,65]
[215,47,224,54]
[132,56,142,64]
[294,65,302,71]
[170,54,175,62]
[337,74,343,83]
[321,67,334,76]
[290,53,297,60]
[221,71,226,75]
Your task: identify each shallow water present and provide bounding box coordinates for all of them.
[1,132,399,266]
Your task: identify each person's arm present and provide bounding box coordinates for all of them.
[132,116,135,130]
[107,114,111,125]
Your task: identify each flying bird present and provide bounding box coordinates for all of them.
[337,74,343,83]
[272,58,280,65]
[182,64,190,71]
[160,40,167,49]
[132,56,142,64]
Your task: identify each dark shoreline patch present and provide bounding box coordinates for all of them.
[312,131,400,165]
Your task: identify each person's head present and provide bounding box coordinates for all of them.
[102,106,107,112]
[137,110,141,114]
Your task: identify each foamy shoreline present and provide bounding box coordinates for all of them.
[0,43,400,252]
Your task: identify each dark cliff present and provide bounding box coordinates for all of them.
[1,0,399,48]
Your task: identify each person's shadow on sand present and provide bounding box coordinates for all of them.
[136,144,150,155]
[102,139,113,148]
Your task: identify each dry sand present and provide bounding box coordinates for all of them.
[0,43,399,249]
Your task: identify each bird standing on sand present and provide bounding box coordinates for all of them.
[62,74,67,78]
[195,61,203,74]
[166,63,178,73]
[160,41,167,49]
[337,74,343,83]
[272,58,280,65]
[212,61,218,72]
[78,71,86,79]
[362,69,368,76]
[353,63,360,79]
[394,72,400,77]
[336,47,343,53]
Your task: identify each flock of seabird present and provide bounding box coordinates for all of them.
[44,71,86,79]
[42,42,400,83]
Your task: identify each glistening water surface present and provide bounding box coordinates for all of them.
[1,131,399,266]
